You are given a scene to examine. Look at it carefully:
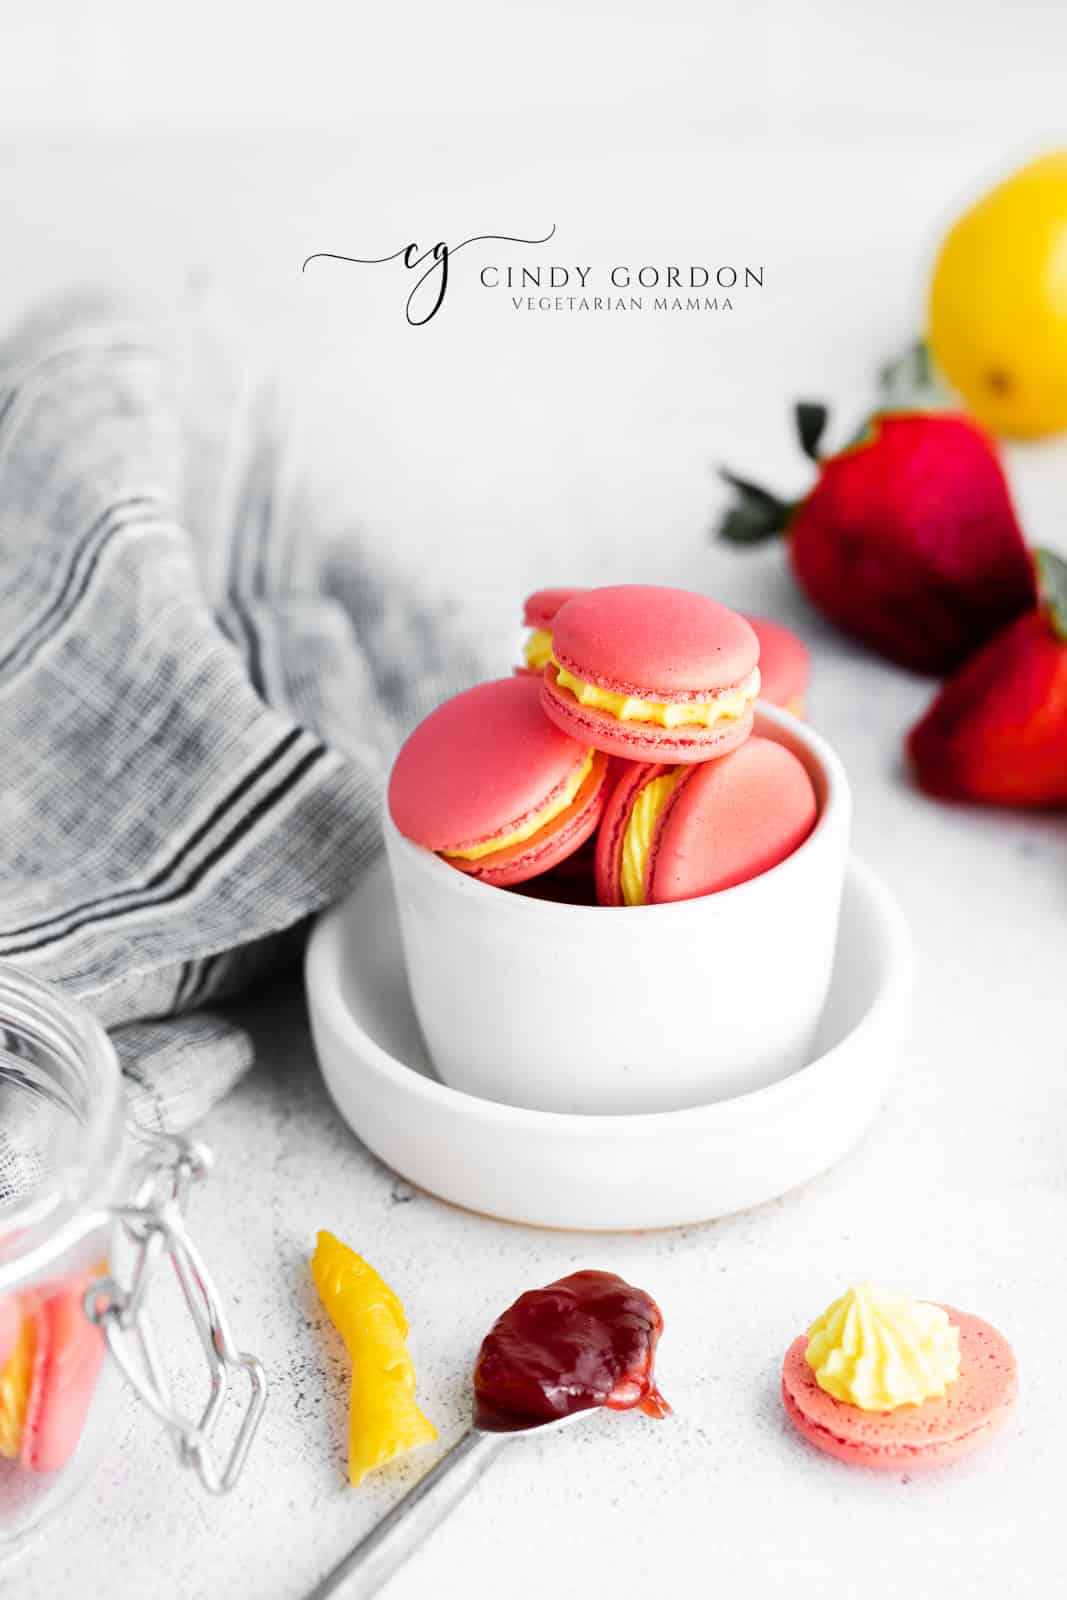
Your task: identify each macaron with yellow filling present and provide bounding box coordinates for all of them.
[517,586,586,674]
[595,736,817,906]
[389,676,611,887]
[0,1298,18,1368]
[782,1283,1017,1469]
[742,614,810,716]
[541,586,760,762]
[0,1274,107,1472]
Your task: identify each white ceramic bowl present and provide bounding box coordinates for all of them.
[384,704,851,1113]
[305,851,912,1230]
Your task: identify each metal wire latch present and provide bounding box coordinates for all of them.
[84,1135,267,1494]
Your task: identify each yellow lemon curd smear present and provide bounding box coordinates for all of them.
[311,1230,437,1486]
[553,662,760,729]
[523,627,555,671]
[620,768,684,906]
[0,1308,35,1458]
[442,749,595,862]
[805,1284,961,1412]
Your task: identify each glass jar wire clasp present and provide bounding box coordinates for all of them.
[84,1133,267,1495]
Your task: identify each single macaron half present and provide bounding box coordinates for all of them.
[782,1286,1017,1470]
[389,676,611,888]
[542,586,760,762]
[595,735,817,906]
[517,586,587,674]
[743,614,810,716]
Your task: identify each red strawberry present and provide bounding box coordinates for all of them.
[907,549,1067,808]
[718,406,1036,674]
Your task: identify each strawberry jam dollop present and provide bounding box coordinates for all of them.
[473,1269,670,1432]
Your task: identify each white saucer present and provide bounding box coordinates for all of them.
[305,854,912,1230]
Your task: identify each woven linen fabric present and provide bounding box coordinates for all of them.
[0,291,480,1141]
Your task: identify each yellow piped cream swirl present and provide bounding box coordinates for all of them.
[523,628,555,671]
[552,662,759,729]
[805,1284,961,1411]
[620,768,684,905]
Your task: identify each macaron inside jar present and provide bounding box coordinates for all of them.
[388,676,611,888]
[595,735,817,907]
[541,585,761,762]
[0,1273,107,1473]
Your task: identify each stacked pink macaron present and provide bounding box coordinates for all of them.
[390,584,818,907]
[519,588,812,717]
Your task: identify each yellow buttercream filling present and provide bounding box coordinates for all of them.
[0,1308,34,1459]
[805,1284,961,1411]
[553,662,760,729]
[620,768,684,906]
[442,749,596,862]
[523,627,555,671]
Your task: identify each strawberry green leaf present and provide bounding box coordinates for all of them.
[1035,547,1067,643]
[716,468,794,544]
[795,402,829,462]
[878,339,953,412]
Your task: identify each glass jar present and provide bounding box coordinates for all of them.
[0,964,266,1554]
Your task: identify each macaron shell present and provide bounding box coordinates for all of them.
[542,667,755,764]
[781,1309,1017,1469]
[389,677,594,855]
[0,1304,35,1458]
[646,737,817,902]
[0,1296,20,1368]
[448,749,610,887]
[20,1277,106,1473]
[522,586,587,629]
[551,586,759,698]
[594,761,669,907]
[743,614,811,712]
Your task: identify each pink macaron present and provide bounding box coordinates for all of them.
[782,1308,1017,1470]
[0,1296,19,1368]
[595,735,817,907]
[743,614,811,716]
[517,586,587,675]
[20,1279,107,1473]
[541,586,760,763]
[388,676,611,888]
[0,1274,106,1473]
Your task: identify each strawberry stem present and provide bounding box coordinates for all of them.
[716,467,795,544]
[795,402,829,461]
[1035,547,1067,643]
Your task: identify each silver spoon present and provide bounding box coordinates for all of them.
[305,1407,595,1599]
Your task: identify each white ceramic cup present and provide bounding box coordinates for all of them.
[383,703,851,1114]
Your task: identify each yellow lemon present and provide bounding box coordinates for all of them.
[929,151,1067,437]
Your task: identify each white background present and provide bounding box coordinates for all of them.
[3,5,1067,1599]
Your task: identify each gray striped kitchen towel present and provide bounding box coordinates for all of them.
[0,291,480,1135]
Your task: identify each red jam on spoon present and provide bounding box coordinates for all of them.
[473,1269,670,1433]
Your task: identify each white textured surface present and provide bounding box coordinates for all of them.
[5,118,1067,1599]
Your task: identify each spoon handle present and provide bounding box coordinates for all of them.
[305,1429,506,1600]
